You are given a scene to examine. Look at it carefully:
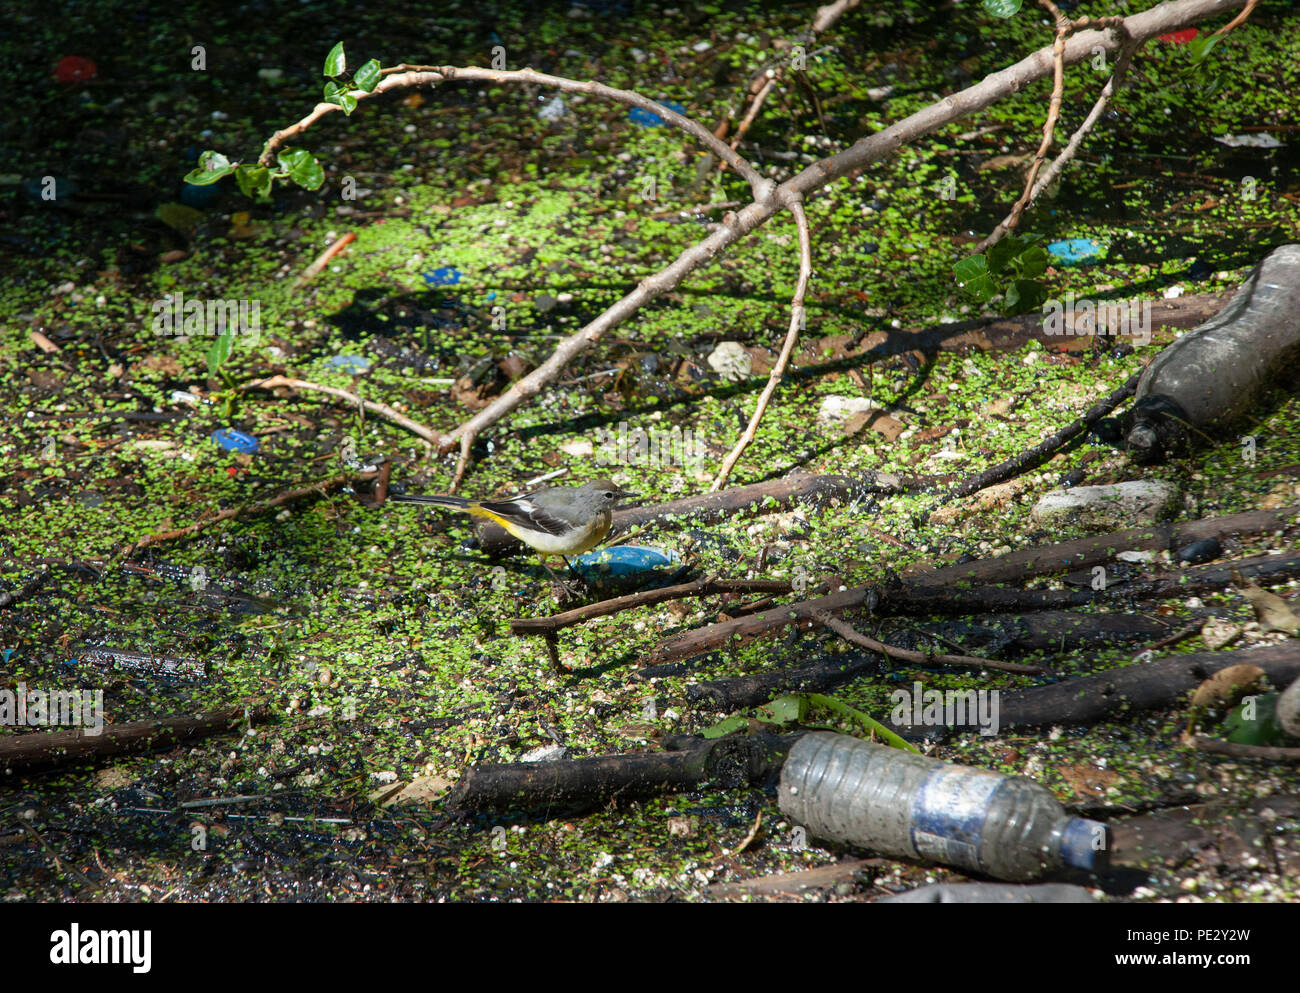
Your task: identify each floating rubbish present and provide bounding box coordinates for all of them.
[181,180,222,208]
[1214,133,1283,149]
[76,647,207,681]
[324,354,371,373]
[779,731,1109,881]
[1046,238,1103,265]
[423,267,463,286]
[54,56,98,83]
[571,545,679,579]
[538,95,567,121]
[1126,244,1300,463]
[627,100,688,128]
[875,882,1097,903]
[211,428,259,453]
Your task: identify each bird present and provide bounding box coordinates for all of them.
[390,478,637,587]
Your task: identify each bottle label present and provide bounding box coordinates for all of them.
[909,766,1002,871]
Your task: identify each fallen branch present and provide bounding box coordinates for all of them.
[644,549,1300,668]
[888,643,1300,737]
[1187,735,1300,761]
[243,375,441,449]
[709,190,812,491]
[509,575,797,637]
[444,731,794,813]
[678,656,870,711]
[813,610,1043,674]
[291,231,355,291]
[0,704,271,775]
[249,0,1246,489]
[120,470,379,557]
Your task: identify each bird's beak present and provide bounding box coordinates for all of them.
[612,488,639,504]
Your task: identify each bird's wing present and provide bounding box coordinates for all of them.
[476,497,576,537]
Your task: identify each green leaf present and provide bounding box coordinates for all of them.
[234,164,273,201]
[1186,34,1222,67]
[757,694,807,725]
[987,236,1021,276]
[701,715,750,739]
[1017,245,1048,280]
[953,254,987,283]
[805,694,919,752]
[955,263,997,303]
[983,0,1022,18]
[206,329,234,377]
[323,41,346,78]
[1224,694,1289,746]
[277,149,325,190]
[323,86,358,115]
[183,150,235,185]
[354,58,382,93]
[1005,279,1047,315]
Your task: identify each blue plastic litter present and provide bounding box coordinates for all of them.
[424,267,463,286]
[1047,238,1103,265]
[572,545,679,577]
[211,428,259,453]
[324,354,371,372]
[627,100,687,127]
[181,181,222,208]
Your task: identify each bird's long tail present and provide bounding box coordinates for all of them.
[389,493,472,510]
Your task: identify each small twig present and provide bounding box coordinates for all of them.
[927,369,1142,515]
[19,822,97,891]
[980,26,1137,250]
[710,191,812,491]
[1187,735,1300,761]
[510,575,794,637]
[813,611,1044,675]
[243,375,442,451]
[292,231,355,291]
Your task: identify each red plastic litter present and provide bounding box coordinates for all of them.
[1158,28,1199,43]
[54,56,98,82]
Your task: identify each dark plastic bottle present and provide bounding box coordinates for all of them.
[779,732,1108,882]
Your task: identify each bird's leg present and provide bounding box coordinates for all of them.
[539,556,583,601]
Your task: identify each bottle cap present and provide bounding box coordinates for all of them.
[1060,817,1109,871]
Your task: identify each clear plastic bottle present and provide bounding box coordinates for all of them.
[779,732,1108,882]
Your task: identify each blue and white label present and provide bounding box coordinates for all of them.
[909,766,1003,870]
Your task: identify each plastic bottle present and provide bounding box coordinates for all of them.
[1126,243,1300,463]
[778,732,1108,881]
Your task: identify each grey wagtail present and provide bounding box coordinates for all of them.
[392,478,637,582]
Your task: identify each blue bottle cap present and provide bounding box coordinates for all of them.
[1060,817,1109,871]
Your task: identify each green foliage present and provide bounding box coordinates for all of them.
[954,232,1048,315]
[703,692,919,752]
[1224,694,1294,747]
[184,42,373,204]
[983,0,1022,18]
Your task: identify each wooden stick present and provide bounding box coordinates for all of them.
[0,704,271,775]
